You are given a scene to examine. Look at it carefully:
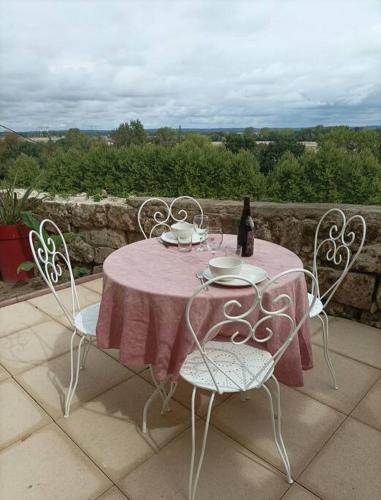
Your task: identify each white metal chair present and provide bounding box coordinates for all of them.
[138,196,203,239]
[138,196,203,411]
[29,218,100,418]
[143,268,317,500]
[310,209,366,389]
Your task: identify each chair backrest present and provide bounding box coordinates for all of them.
[29,218,80,328]
[185,268,318,393]
[312,208,366,306]
[137,196,203,239]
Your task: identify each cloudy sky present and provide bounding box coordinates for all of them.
[1,0,380,131]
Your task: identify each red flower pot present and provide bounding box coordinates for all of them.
[0,223,34,282]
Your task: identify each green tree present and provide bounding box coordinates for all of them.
[57,128,92,150]
[154,127,178,146]
[224,133,257,154]
[5,154,44,188]
[182,133,210,147]
[257,140,305,174]
[267,152,310,202]
[320,126,381,159]
[110,120,148,147]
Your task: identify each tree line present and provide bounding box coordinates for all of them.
[0,122,380,204]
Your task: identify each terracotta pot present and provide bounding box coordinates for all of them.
[0,223,34,282]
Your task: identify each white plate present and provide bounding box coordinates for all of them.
[203,264,268,287]
[160,231,202,245]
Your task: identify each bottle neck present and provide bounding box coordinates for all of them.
[242,197,251,216]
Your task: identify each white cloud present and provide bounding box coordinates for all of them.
[0,0,380,130]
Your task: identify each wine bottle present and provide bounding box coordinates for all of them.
[237,196,254,257]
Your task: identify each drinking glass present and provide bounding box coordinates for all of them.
[193,215,209,252]
[224,244,242,258]
[177,234,192,253]
[208,225,223,256]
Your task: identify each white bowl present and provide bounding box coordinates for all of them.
[208,256,242,278]
[171,221,194,239]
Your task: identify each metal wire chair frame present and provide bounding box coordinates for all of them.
[312,208,366,307]
[311,208,366,389]
[142,268,317,499]
[182,268,317,500]
[137,196,204,239]
[29,218,97,417]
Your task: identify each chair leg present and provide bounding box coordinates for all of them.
[161,381,178,414]
[189,388,215,500]
[80,337,92,370]
[142,379,167,434]
[262,382,293,484]
[149,364,168,403]
[319,311,338,390]
[240,391,250,401]
[64,333,85,418]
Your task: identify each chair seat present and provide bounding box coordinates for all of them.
[308,293,323,318]
[74,303,100,336]
[180,341,274,393]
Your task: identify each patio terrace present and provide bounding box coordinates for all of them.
[0,276,380,500]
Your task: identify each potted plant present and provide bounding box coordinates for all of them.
[0,178,36,282]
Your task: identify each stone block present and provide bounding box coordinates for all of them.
[68,238,95,264]
[127,232,144,244]
[325,301,360,321]
[360,310,381,329]
[376,284,381,310]
[82,228,127,249]
[352,244,381,274]
[36,200,72,232]
[94,247,114,264]
[107,203,137,231]
[318,267,376,310]
[71,202,107,228]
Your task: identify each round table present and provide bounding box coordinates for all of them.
[96,235,313,386]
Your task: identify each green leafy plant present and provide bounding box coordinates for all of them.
[0,175,36,225]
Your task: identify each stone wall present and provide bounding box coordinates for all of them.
[35,195,381,328]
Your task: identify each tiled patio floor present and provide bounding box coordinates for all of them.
[0,277,380,500]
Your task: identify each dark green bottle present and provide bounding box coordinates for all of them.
[237,196,254,257]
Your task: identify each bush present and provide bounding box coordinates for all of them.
[1,126,380,205]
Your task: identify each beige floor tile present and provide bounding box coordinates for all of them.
[0,423,111,500]
[96,486,128,500]
[28,285,100,326]
[82,277,103,294]
[15,346,133,418]
[141,370,232,417]
[300,418,381,500]
[118,423,290,500]
[352,376,381,431]
[0,301,50,338]
[0,379,51,450]
[282,484,320,499]
[212,385,345,477]
[312,317,381,368]
[58,376,190,481]
[0,320,75,375]
[0,364,10,381]
[297,345,380,414]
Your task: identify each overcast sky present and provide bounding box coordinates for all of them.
[1,0,380,131]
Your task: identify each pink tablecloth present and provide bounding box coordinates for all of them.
[96,235,313,386]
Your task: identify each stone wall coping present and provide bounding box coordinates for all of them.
[27,193,381,215]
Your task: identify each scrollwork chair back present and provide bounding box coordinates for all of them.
[138,196,203,239]
[312,208,366,307]
[29,218,80,328]
[184,268,318,393]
